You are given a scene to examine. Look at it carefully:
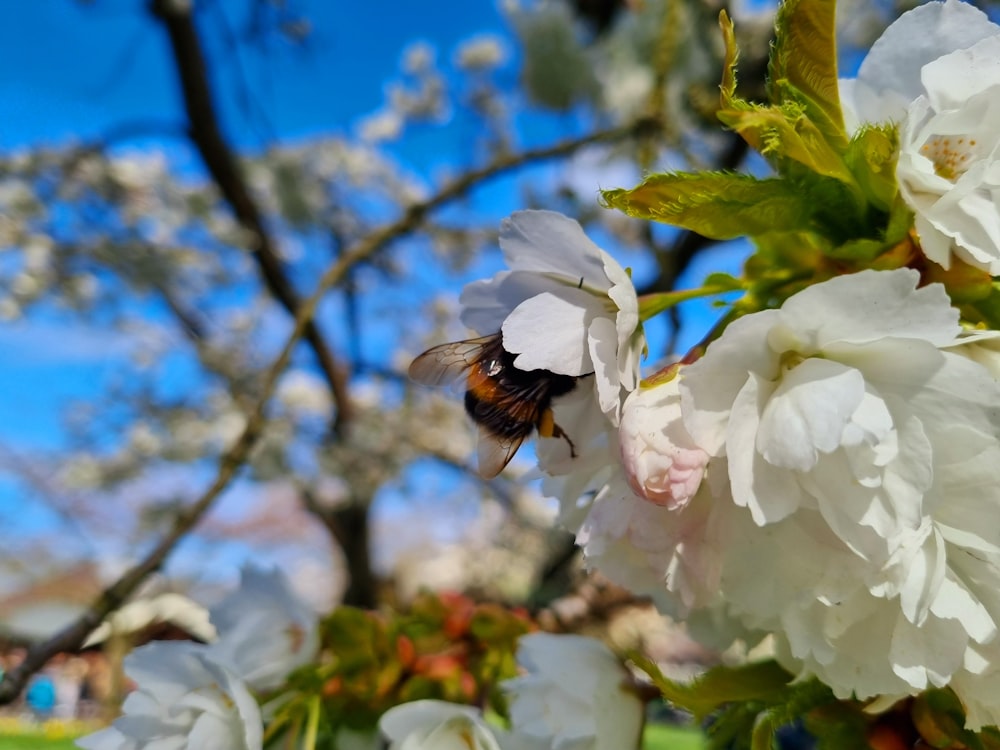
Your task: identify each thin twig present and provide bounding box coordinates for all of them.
[0,112,660,705]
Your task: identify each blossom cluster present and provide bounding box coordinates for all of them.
[77,567,319,750]
[70,0,1000,746]
[378,634,644,750]
[407,0,1000,735]
[77,580,643,750]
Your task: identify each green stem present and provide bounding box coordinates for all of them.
[637,283,742,321]
[303,695,321,750]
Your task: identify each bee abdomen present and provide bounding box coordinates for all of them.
[464,390,534,440]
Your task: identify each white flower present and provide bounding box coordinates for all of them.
[502,633,644,750]
[537,385,622,532]
[379,700,503,750]
[576,467,724,618]
[206,566,319,692]
[678,269,1000,715]
[840,0,1000,273]
[619,371,709,509]
[682,269,990,549]
[461,210,644,422]
[75,641,263,750]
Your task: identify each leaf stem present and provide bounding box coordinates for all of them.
[303,695,321,750]
[637,283,743,321]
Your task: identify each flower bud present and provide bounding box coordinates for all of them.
[618,373,708,510]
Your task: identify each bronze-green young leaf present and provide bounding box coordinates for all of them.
[602,172,814,239]
[717,103,856,186]
[844,124,899,211]
[719,11,740,108]
[769,0,847,151]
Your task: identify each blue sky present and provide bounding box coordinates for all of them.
[0,1,506,150]
[0,0,512,448]
[0,0,756,601]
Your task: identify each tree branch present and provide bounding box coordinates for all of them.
[150,0,354,434]
[0,112,659,705]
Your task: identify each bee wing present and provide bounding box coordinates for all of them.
[408,335,499,388]
[476,426,527,479]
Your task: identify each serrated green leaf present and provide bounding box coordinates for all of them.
[602,172,814,239]
[693,661,795,705]
[769,0,846,151]
[631,654,795,721]
[719,11,739,107]
[845,124,899,210]
[323,607,385,670]
[718,103,854,185]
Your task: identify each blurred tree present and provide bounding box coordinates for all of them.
[0,0,936,704]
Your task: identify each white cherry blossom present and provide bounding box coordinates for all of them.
[461,210,644,422]
[840,0,1000,273]
[679,269,1000,718]
[502,633,644,750]
[378,700,503,750]
[206,566,319,692]
[75,641,263,750]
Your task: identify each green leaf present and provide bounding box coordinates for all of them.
[844,124,899,211]
[638,280,744,321]
[913,689,981,749]
[602,172,814,239]
[703,272,745,292]
[769,0,847,151]
[719,11,739,107]
[980,726,1000,750]
[717,103,855,185]
[322,607,386,671]
[805,701,871,750]
[631,654,794,720]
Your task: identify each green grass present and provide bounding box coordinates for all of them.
[0,737,80,750]
[0,719,704,750]
[644,722,708,750]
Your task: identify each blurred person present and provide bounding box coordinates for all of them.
[54,655,85,718]
[26,669,56,721]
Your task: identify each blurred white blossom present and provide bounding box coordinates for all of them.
[379,700,503,750]
[76,641,263,750]
[503,633,645,750]
[207,566,319,692]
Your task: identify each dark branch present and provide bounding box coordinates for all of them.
[149,0,354,433]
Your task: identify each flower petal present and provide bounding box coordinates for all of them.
[499,210,610,288]
[502,289,606,375]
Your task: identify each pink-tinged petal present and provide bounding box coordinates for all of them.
[619,378,708,509]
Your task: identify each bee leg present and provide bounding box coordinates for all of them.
[538,410,578,458]
[553,423,577,458]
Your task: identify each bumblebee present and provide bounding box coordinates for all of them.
[408,333,578,478]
